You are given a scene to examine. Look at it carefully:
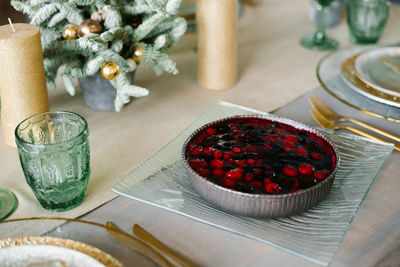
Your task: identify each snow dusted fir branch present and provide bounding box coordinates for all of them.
[12,0,186,111]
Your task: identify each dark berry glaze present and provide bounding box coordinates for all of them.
[185,117,336,195]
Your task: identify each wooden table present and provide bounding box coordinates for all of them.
[3,0,400,266]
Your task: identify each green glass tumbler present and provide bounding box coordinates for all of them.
[347,0,391,44]
[15,111,90,211]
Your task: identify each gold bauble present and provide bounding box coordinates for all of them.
[62,24,79,40]
[101,62,120,80]
[78,19,103,37]
[132,45,145,63]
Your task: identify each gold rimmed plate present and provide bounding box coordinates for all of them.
[340,54,400,108]
[317,45,400,122]
[354,47,400,96]
[0,217,161,267]
[0,236,122,267]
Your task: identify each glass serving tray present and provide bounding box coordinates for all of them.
[112,101,393,266]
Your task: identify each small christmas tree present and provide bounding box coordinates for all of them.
[12,0,186,111]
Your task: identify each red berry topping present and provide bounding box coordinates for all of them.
[210,159,225,168]
[225,168,244,180]
[244,173,255,181]
[235,160,246,167]
[250,181,263,188]
[311,153,322,160]
[264,165,271,171]
[283,166,298,177]
[223,152,234,159]
[252,168,263,175]
[263,136,273,142]
[314,170,331,180]
[298,163,314,176]
[265,183,280,194]
[295,147,307,156]
[264,178,272,184]
[247,158,256,165]
[203,147,214,154]
[206,128,216,135]
[284,134,299,143]
[222,178,235,188]
[282,140,296,148]
[196,168,210,177]
[189,145,203,156]
[186,117,336,194]
[213,168,225,178]
[189,159,208,169]
[213,150,223,159]
[232,147,241,153]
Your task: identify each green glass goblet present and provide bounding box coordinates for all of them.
[301,0,339,51]
[0,188,17,221]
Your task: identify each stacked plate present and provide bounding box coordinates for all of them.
[317,45,400,121]
[340,46,400,108]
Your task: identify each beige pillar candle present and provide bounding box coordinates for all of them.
[0,23,49,147]
[197,0,238,90]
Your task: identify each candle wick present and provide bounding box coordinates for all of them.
[8,18,16,33]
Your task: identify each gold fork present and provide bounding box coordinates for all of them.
[308,95,400,143]
[310,108,400,152]
[133,224,195,267]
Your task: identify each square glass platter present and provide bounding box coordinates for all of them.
[112,101,393,266]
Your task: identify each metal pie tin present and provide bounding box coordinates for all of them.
[182,115,340,218]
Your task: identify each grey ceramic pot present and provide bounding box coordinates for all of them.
[78,71,136,111]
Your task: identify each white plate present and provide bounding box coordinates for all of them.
[0,244,104,267]
[354,47,400,97]
[340,54,400,108]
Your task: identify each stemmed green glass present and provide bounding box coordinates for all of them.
[0,188,17,221]
[301,0,339,51]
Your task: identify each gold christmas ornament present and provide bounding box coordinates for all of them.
[78,19,103,37]
[132,45,145,63]
[62,24,79,40]
[101,61,120,80]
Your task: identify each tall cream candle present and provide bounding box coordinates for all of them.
[197,0,238,90]
[0,23,49,147]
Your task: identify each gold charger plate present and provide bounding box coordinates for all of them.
[0,236,123,267]
[341,54,400,107]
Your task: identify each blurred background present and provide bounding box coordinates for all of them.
[1,0,25,23]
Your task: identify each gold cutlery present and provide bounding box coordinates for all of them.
[133,224,195,267]
[310,108,400,152]
[105,221,174,267]
[308,95,400,143]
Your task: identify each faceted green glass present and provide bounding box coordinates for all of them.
[347,0,391,44]
[15,111,90,212]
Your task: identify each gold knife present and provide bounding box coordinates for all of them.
[106,221,174,267]
[133,224,196,267]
